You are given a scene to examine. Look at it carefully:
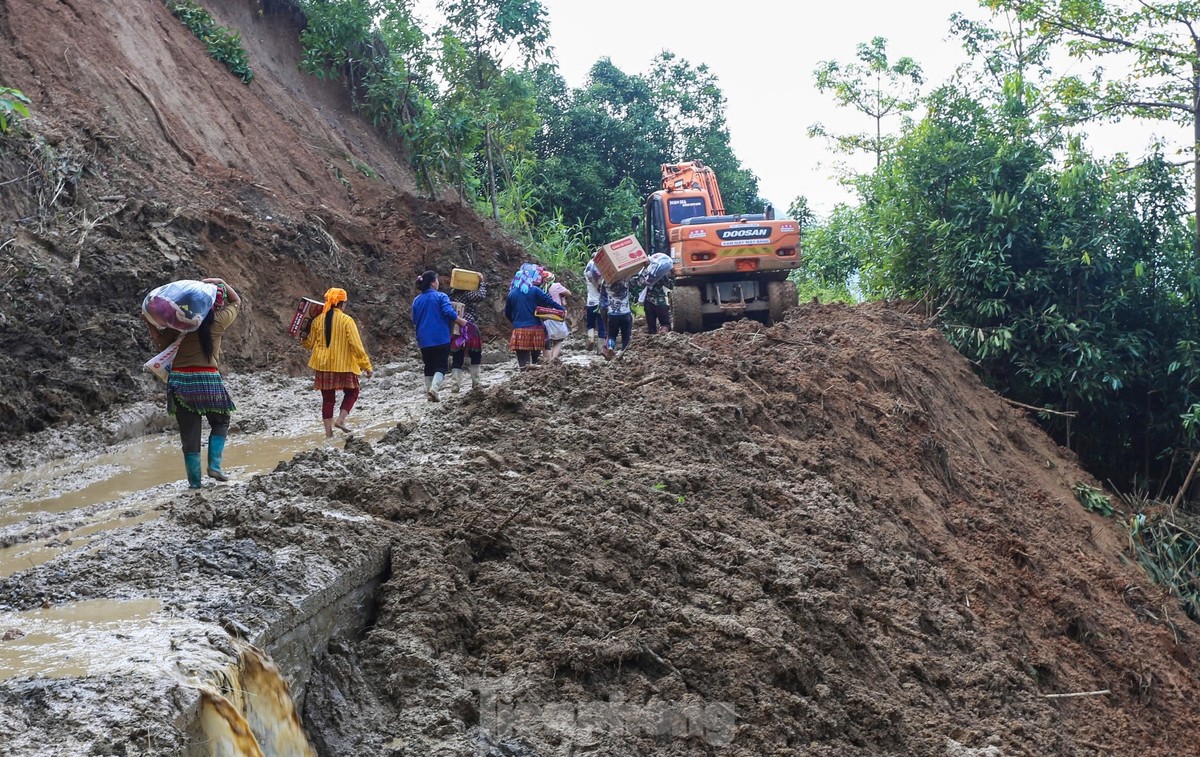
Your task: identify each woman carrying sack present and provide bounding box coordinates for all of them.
[145,278,241,489]
[302,287,373,436]
[543,278,572,362]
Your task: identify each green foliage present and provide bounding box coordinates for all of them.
[810,37,924,167]
[846,71,1200,491]
[346,154,375,178]
[524,207,591,274]
[791,201,872,303]
[1127,511,1200,622]
[289,2,769,285]
[1073,483,1113,517]
[983,0,1200,265]
[530,54,764,247]
[164,0,254,83]
[0,86,31,133]
[298,0,436,188]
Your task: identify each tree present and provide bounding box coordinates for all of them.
[436,0,551,218]
[983,0,1200,271]
[810,37,925,167]
[856,77,1199,491]
[644,52,765,212]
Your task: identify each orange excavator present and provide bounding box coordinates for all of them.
[635,160,800,332]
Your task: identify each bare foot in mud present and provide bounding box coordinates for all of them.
[334,422,354,435]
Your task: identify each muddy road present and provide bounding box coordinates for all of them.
[4,307,1200,756]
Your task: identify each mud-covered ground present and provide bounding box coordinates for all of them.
[6,304,1200,756]
[4,2,1200,754]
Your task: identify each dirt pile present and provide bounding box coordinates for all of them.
[3,1,1200,754]
[0,0,526,440]
[272,303,1199,755]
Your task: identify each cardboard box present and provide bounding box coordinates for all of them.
[450,268,482,291]
[288,297,324,339]
[596,235,649,283]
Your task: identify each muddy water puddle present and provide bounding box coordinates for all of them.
[0,598,170,679]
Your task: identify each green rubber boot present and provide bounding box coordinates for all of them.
[207,436,229,482]
[184,452,203,489]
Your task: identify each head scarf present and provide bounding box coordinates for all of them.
[509,263,545,295]
[322,287,348,314]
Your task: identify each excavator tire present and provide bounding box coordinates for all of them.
[767,280,799,325]
[671,285,703,333]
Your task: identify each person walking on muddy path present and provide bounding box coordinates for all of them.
[543,277,572,362]
[412,270,467,402]
[641,270,674,335]
[504,263,561,370]
[448,276,488,393]
[301,287,374,438]
[146,277,240,489]
[583,256,608,352]
[605,277,633,358]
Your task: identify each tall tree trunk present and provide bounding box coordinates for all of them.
[486,123,499,223]
[1193,64,1199,274]
[1194,107,1199,274]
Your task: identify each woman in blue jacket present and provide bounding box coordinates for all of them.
[504,263,562,369]
[412,270,467,402]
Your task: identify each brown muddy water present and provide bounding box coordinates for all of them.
[0,360,521,755]
[0,364,472,578]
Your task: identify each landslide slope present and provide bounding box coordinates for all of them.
[288,305,1200,755]
[0,0,525,441]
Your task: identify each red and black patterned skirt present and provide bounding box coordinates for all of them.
[312,370,360,391]
[509,326,546,352]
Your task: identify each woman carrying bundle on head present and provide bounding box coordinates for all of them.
[412,270,467,402]
[504,263,562,370]
[145,277,241,489]
[302,287,373,437]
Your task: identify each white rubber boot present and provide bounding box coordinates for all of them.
[469,364,482,391]
[586,328,596,350]
[450,368,463,394]
[428,372,444,402]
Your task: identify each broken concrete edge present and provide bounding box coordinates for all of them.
[178,543,391,752]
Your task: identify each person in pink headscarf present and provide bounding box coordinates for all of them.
[543,277,572,362]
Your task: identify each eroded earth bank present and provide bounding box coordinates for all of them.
[4,307,1200,756]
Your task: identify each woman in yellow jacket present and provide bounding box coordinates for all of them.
[302,287,373,436]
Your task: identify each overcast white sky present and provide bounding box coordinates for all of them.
[532,0,981,213]
[415,0,1188,217]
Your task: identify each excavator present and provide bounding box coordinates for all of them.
[635,160,800,332]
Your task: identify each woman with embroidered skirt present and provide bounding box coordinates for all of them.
[412,270,467,402]
[447,276,488,393]
[302,287,374,437]
[147,277,241,489]
[504,263,562,369]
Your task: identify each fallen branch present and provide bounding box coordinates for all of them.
[120,70,196,166]
[628,373,664,389]
[1171,451,1200,512]
[762,334,810,346]
[1042,689,1110,699]
[1000,397,1078,418]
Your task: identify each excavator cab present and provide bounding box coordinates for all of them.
[643,190,711,256]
